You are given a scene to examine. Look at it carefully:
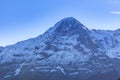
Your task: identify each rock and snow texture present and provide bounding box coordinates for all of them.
[0,17,98,64]
[90,29,120,58]
[0,17,120,80]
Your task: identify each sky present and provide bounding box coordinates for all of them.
[0,0,120,46]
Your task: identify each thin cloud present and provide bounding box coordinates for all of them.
[109,0,120,4]
[111,11,120,14]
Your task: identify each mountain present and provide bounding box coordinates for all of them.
[0,17,120,80]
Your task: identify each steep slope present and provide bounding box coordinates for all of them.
[0,17,120,80]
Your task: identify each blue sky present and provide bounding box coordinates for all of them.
[0,0,120,46]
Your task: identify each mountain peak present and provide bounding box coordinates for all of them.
[59,17,78,21]
[53,17,88,34]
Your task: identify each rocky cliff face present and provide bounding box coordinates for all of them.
[0,17,120,80]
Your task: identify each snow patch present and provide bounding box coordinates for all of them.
[14,68,21,76]
[14,63,25,76]
[56,66,66,75]
[30,69,34,72]
[69,72,79,76]
[4,75,11,78]
[50,69,56,72]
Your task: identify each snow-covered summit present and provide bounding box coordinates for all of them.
[54,17,88,35]
[54,17,88,32]
[43,17,88,37]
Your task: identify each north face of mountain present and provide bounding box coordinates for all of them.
[0,17,99,64]
[0,17,120,80]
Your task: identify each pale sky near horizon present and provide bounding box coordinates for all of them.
[0,0,120,46]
